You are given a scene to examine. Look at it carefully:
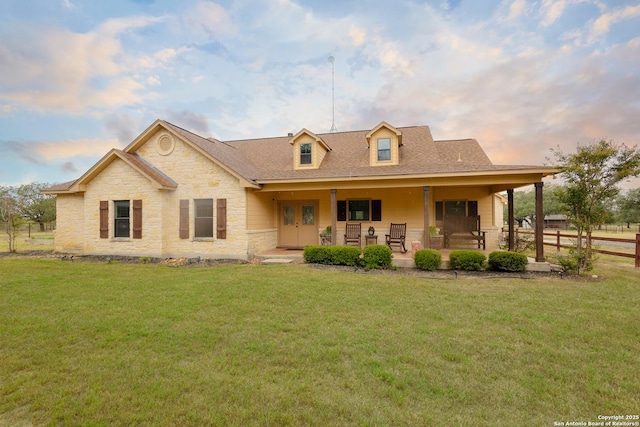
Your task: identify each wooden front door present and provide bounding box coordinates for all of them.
[278,201,318,248]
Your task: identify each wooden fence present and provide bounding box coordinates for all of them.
[514,229,640,268]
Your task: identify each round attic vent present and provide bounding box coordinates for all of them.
[157,134,175,156]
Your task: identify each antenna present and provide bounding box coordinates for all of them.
[328,56,337,133]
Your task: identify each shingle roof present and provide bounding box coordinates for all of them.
[44,119,558,194]
[116,150,178,189]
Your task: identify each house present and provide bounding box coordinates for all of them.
[44,119,558,260]
[544,214,570,229]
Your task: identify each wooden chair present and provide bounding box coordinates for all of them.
[385,223,407,253]
[344,223,361,246]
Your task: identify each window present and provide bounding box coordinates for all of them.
[377,138,391,161]
[114,200,130,238]
[300,143,312,165]
[435,200,478,220]
[302,205,315,225]
[194,199,214,238]
[338,199,382,222]
[348,200,370,221]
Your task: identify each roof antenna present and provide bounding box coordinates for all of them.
[328,56,337,133]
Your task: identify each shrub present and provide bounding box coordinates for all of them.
[361,245,392,269]
[414,249,442,271]
[487,251,528,272]
[303,245,361,266]
[553,247,594,274]
[449,250,486,271]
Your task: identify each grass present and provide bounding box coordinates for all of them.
[0,228,55,252]
[1,259,639,426]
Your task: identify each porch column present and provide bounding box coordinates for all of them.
[330,189,337,245]
[534,182,545,262]
[507,189,515,251]
[423,186,431,248]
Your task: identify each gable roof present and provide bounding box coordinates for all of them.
[288,128,331,151]
[49,149,178,194]
[45,119,559,194]
[365,121,403,146]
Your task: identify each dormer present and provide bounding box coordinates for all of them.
[365,122,403,166]
[289,129,331,170]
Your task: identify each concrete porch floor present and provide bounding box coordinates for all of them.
[255,247,551,271]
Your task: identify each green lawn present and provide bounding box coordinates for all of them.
[1,260,639,426]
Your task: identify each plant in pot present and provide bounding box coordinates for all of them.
[368,226,375,236]
[429,225,443,249]
[320,225,332,244]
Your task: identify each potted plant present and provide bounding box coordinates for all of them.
[319,225,332,245]
[368,226,375,236]
[429,225,443,249]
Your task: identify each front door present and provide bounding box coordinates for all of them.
[278,201,318,248]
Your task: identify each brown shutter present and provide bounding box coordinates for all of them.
[132,200,142,239]
[337,200,346,222]
[99,201,108,238]
[179,200,189,239]
[216,198,227,239]
[372,199,382,222]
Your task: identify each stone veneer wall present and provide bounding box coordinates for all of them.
[67,129,252,259]
[54,193,85,253]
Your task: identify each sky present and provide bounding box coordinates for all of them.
[1,0,639,189]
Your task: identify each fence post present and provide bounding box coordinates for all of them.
[556,230,560,253]
[636,233,640,268]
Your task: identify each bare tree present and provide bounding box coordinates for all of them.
[0,186,24,253]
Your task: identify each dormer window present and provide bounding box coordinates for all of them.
[366,122,403,166]
[300,143,312,165]
[377,138,391,161]
[290,129,331,170]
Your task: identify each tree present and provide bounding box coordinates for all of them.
[0,185,24,253]
[17,182,56,231]
[504,184,566,227]
[550,140,640,272]
[616,188,640,227]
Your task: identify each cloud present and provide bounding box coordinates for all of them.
[104,113,143,145]
[0,15,165,114]
[2,138,120,165]
[61,161,79,173]
[589,4,640,43]
[62,0,75,10]
[183,0,236,40]
[540,0,567,26]
[507,0,528,22]
[349,25,367,47]
[164,110,211,136]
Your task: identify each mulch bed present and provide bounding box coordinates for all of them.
[1,250,588,280]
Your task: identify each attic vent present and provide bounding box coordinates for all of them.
[288,133,294,137]
[157,134,175,156]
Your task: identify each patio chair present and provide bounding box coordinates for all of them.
[385,223,407,253]
[344,223,361,246]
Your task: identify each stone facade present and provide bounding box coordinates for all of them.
[56,129,251,259]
